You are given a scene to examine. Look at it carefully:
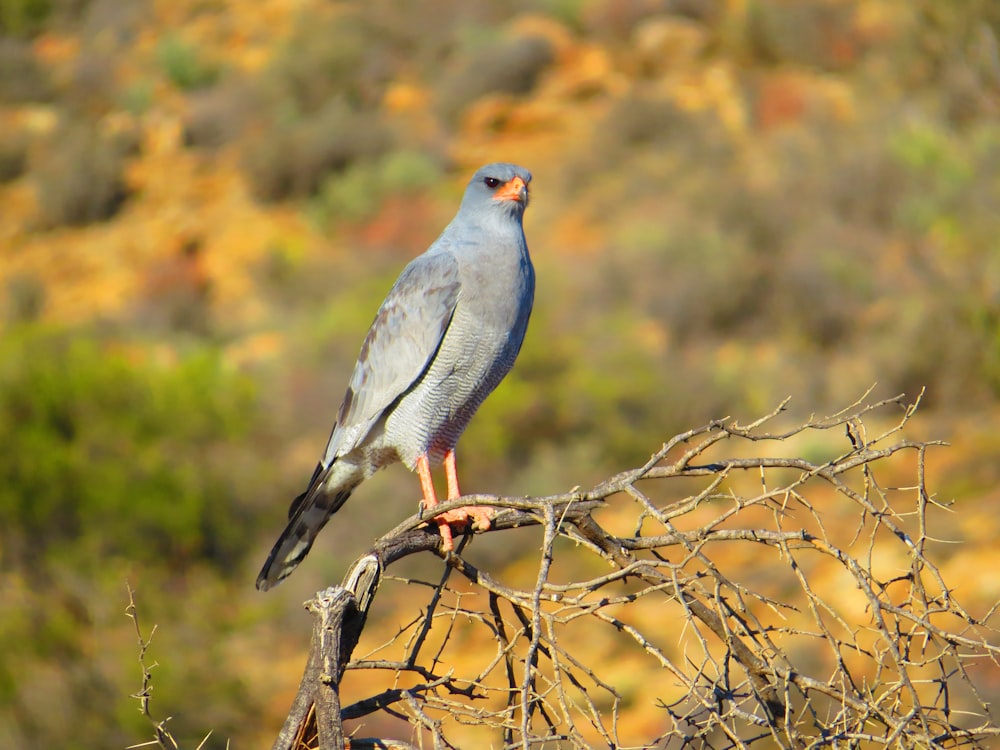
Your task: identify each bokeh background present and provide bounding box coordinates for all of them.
[1,0,999,747]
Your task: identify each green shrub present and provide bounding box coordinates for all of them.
[0,0,52,37]
[120,78,154,115]
[157,33,221,91]
[310,149,442,225]
[0,324,260,575]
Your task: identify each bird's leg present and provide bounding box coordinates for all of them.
[416,453,454,551]
[444,448,462,499]
[438,449,494,533]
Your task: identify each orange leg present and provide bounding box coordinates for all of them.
[416,453,454,551]
[416,453,438,508]
[444,448,462,499]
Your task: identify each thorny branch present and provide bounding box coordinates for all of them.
[275,392,1000,749]
[126,583,195,750]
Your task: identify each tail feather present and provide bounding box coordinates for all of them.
[256,479,354,591]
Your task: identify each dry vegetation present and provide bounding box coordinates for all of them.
[1,0,999,748]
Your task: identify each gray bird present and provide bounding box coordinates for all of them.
[257,163,534,591]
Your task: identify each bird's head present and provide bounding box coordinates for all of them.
[460,163,532,222]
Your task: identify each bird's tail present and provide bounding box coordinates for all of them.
[256,466,355,591]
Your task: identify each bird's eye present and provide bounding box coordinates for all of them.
[484,177,501,189]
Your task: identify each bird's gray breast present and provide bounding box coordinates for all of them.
[385,245,534,468]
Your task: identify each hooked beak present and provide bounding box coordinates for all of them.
[493,176,529,204]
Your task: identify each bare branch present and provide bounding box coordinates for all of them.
[269,394,998,749]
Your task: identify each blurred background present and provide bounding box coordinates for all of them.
[1,0,999,747]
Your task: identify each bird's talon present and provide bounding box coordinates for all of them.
[437,519,456,552]
[437,505,494,531]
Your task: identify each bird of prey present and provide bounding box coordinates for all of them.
[256,162,534,591]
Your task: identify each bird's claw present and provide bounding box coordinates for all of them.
[435,505,494,552]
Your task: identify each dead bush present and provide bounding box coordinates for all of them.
[32,118,131,227]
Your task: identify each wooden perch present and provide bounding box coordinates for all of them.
[272,555,383,750]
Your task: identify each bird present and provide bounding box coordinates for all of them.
[256,162,534,591]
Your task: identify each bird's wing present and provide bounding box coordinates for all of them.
[258,249,459,591]
[323,250,461,464]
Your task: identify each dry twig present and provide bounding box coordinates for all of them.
[126,583,190,750]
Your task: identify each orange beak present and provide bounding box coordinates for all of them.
[493,176,528,203]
